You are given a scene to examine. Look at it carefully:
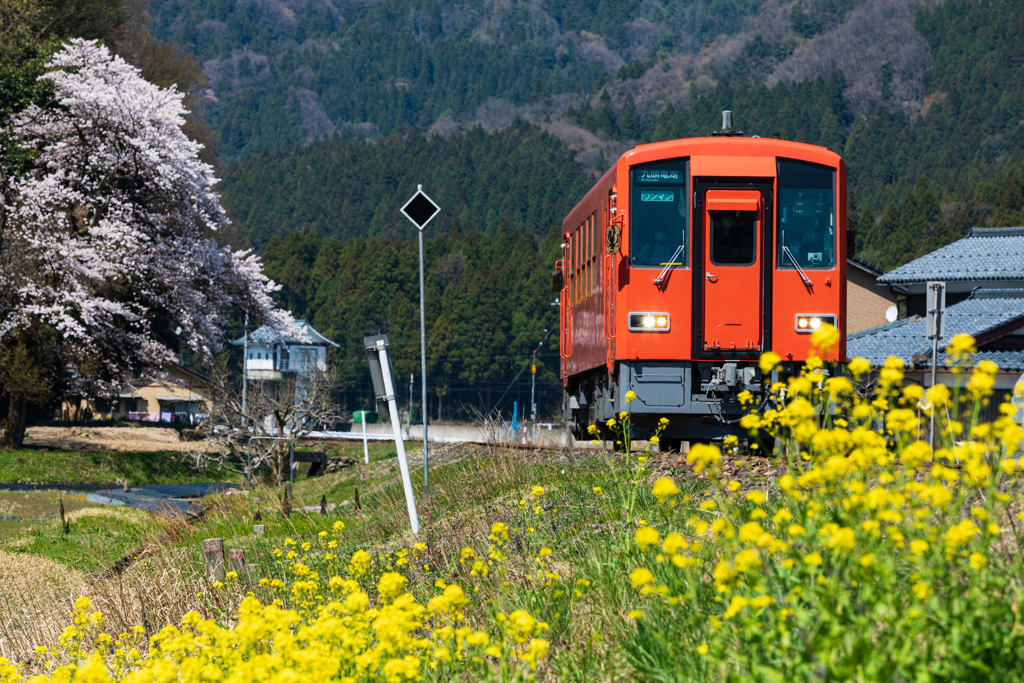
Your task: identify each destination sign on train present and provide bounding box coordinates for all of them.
[637,169,680,183]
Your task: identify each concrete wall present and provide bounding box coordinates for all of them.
[343,422,576,448]
[847,267,899,333]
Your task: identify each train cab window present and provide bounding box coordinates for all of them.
[777,159,836,269]
[630,159,689,268]
[710,211,757,265]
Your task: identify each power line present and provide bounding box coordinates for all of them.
[491,328,554,413]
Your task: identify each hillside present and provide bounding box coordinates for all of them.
[222,123,593,246]
[8,0,1018,419]
[199,0,1024,265]
[186,0,1024,421]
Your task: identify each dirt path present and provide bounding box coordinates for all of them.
[24,425,210,453]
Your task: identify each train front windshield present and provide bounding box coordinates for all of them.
[630,159,690,268]
[777,158,836,269]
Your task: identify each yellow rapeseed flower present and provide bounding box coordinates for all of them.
[759,351,782,373]
[630,568,655,588]
[634,527,660,552]
[652,477,680,503]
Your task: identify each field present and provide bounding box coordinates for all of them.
[3,333,1024,681]
[0,447,239,486]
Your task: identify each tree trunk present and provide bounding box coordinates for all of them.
[275,411,286,485]
[2,395,27,448]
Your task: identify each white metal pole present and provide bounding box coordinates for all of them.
[242,310,249,486]
[242,310,248,418]
[378,340,419,533]
[362,416,369,464]
[418,204,429,488]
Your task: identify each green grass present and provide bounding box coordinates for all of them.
[0,507,159,573]
[0,449,242,486]
[0,491,99,519]
[170,447,645,586]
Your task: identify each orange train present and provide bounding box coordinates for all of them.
[554,112,849,445]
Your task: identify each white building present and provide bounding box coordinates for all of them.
[232,320,339,381]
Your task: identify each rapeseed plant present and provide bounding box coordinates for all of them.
[621,328,1024,681]
[8,326,1024,681]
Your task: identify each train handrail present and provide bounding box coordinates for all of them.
[558,253,572,361]
[603,252,616,371]
[561,283,572,360]
[603,211,624,371]
[603,253,614,343]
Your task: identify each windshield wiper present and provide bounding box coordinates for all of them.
[782,245,813,288]
[654,245,685,285]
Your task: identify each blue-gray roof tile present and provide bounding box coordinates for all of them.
[232,320,339,347]
[847,290,1024,370]
[877,227,1024,284]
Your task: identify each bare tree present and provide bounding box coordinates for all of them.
[189,363,343,484]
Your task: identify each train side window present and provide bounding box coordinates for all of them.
[777,159,836,269]
[710,210,757,266]
[590,211,597,296]
[630,159,689,268]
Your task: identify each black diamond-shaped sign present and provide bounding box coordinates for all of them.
[400,189,440,230]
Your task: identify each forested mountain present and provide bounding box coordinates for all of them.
[180,0,1024,420]
[222,123,593,246]
[9,0,1024,420]
[148,0,768,156]
[212,0,1024,268]
[258,224,565,418]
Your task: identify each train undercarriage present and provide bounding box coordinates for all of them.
[564,359,811,449]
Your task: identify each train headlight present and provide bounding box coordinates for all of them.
[629,312,671,332]
[794,314,837,333]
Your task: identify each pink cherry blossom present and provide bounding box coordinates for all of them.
[0,39,296,398]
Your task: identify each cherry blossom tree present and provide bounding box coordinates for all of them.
[0,39,294,446]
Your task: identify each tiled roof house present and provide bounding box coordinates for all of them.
[878,227,1024,317]
[849,228,1024,413]
[232,320,339,381]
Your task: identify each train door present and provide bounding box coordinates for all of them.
[701,189,763,352]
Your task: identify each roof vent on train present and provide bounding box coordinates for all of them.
[711,109,744,137]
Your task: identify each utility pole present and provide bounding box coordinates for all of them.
[363,335,418,533]
[926,281,946,453]
[530,349,537,421]
[409,372,414,423]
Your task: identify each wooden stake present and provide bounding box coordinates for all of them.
[202,538,225,582]
[227,548,245,576]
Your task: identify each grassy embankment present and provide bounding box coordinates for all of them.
[0,448,240,486]
[9,336,1024,683]
[0,439,437,648]
[0,446,242,573]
